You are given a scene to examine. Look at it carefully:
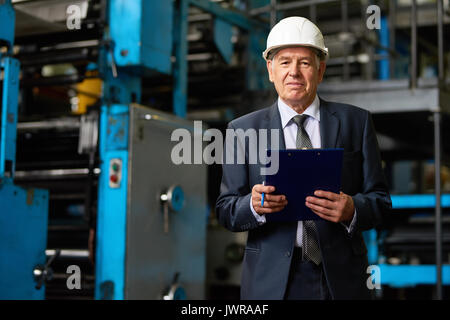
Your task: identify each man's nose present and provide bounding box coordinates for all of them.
[288,62,301,77]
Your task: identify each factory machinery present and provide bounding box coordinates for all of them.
[1,0,450,300]
[1,0,267,300]
[0,0,278,300]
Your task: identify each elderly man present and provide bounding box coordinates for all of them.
[215,17,391,300]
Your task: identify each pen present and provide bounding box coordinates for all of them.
[261,181,265,207]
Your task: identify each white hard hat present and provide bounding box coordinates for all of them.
[263,16,329,61]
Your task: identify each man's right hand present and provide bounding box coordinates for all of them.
[251,184,288,215]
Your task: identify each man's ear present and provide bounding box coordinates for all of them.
[266,59,274,83]
[317,61,326,83]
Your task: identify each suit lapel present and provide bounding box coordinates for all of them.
[319,98,340,149]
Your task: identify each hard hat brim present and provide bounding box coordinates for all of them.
[263,44,329,61]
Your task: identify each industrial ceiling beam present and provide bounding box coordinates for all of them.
[189,0,268,31]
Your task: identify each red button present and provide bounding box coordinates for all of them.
[110,175,118,183]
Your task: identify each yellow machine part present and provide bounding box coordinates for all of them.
[73,72,102,114]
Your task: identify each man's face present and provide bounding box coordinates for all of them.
[267,47,326,110]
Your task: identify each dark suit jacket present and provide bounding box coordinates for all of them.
[215,98,391,300]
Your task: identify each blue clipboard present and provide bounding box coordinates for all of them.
[264,148,343,222]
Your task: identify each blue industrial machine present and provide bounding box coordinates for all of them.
[0,0,49,299]
[94,0,269,299]
[364,195,450,288]
[2,0,270,300]
[95,0,206,299]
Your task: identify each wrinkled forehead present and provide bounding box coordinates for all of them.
[272,46,318,61]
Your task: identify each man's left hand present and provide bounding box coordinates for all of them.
[305,190,354,223]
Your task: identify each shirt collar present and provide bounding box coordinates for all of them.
[277,95,321,129]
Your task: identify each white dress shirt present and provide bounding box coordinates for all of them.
[250,95,356,247]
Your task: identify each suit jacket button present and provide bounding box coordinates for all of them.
[286,251,291,257]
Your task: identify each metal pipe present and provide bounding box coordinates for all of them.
[360,0,372,80]
[389,0,396,79]
[270,0,277,28]
[173,0,189,118]
[309,3,317,23]
[17,118,80,131]
[411,0,417,90]
[435,8,444,300]
[434,111,442,300]
[437,0,444,87]
[84,150,96,224]
[14,168,100,180]
[325,53,390,66]
[46,249,89,259]
[250,0,339,16]
[18,48,95,67]
[40,40,100,51]
[188,13,212,22]
[435,1,444,300]
[273,0,337,12]
[342,0,349,80]
[190,0,267,30]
